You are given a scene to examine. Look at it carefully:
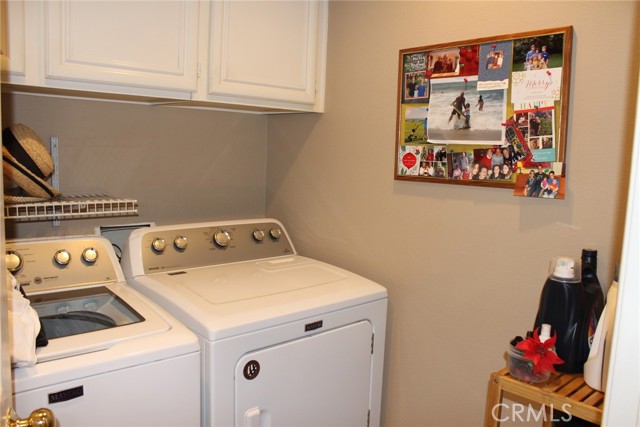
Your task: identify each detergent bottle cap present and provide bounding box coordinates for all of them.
[549,256,581,282]
[539,324,552,343]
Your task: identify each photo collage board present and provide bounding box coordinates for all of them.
[395,27,573,199]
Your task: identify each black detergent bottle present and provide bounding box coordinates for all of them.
[534,256,588,373]
[582,249,605,351]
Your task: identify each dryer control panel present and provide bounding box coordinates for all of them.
[124,220,296,275]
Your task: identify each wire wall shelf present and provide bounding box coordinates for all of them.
[4,195,138,222]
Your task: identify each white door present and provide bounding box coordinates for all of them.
[1,41,12,425]
[1,198,10,427]
[235,321,373,427]
[0,62,54,427]
[601,64,640,427]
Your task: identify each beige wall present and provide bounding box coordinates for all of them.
[1,93,268,239]
[1,1,638,426]
[266,2,639,426]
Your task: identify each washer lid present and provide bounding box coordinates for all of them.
[130,256,388,340]
[29,283,171,363]
[30,286,144,339]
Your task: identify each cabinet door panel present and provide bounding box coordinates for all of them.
[45,1,198,92]
[209,0,320,105]
[1,0,26,81]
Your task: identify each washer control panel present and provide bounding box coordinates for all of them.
[5,237,120,293]
[130,220,296,274]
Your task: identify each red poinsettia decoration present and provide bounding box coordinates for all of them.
[515,327,565,374]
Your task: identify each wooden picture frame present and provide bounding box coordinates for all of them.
[394,26,573,191]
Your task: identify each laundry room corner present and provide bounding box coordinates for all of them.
[265,2,640,426]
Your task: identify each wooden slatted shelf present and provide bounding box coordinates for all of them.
[485,368,604,427]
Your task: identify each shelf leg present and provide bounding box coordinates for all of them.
[485,371,503,427]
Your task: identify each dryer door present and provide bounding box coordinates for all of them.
[235,320,373,427]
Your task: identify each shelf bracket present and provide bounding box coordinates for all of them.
[50,137,60,227]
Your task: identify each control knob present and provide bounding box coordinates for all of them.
[269,228,282,240]
[152,238,167,253]
[252,229,265,242]
[54,249,71,266]
[82,247,98,264]
[214,230,231,247]
[174,236,188,250]
[5,251,23,273]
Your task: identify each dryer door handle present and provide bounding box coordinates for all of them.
[244,407,269,427]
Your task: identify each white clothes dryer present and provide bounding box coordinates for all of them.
[120,219,388,427]
[7,235,200,427]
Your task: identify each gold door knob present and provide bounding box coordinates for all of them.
[9,408,56,427]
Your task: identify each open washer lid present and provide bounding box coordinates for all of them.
[6,236,174,362]
[28,283,172,363]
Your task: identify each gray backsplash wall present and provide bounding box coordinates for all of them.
[2,92,269,240]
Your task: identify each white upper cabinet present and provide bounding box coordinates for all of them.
[1,0,26,81]
[44,1,199,98]
[204,0,327,111]
[0,0,328,113]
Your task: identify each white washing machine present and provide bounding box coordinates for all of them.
[6,235,201,427]
[120,218,388,427]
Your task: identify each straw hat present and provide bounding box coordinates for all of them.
[2,124,61,201]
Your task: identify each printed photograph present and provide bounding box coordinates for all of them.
[402,105,429,142]
[469,146,517,181]
[513,166,565,199]
[402,51,429,103]
[527,109,557,162]
[477,41,512,90]
[449,150,473,180]
[418,161,447,178]
[428,48,460,77]
[404,71,429,102]
[513,33,565,72]
[427,77,505,144]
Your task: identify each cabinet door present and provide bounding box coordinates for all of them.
[1,0,26,82]
[45,1,198,93]
[208,0,326,109]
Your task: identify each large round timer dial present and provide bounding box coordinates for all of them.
[214,230,231,247]
[5,251,23,272]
